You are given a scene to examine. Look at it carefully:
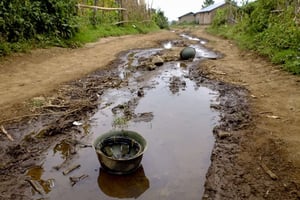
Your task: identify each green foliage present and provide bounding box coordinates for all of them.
[0,42,11,56]
[0,0,78,41]
[0,0,78,56]
[285,59,300,74]
[209,0,300,74]
[271,49,298,64]
[112,116,128,129]
[0,0,161,57]
[152,9,169,29]
[212,9,228,27]
[202,0,215,8]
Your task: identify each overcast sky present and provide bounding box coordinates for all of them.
[147,0,249,21]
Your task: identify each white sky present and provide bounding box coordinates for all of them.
[147,0,249,21]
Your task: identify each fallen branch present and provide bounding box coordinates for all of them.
[113,19,152,25]
[271,9,284,13]
[69,174,89,186]
[0,125,14,141]
[0,112,66,124]
[77,4,126,11]
[42,104,70,109]
[26,179,45,195]
[0,101,98,124]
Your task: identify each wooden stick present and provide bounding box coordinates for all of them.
[42,104,69,109]
[63,164,81,175]
[261,163,278,180]
[271,9,284,13]
[69,174,89,186]
[0,102,98,124]
[113,19,152,25]
[77,4,126,11]
[0,125,14,141]
[0,113,65,124]
[26,179,45,195]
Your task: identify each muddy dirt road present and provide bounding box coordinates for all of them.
[0,27,300,200]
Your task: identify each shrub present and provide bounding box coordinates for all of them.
[152,9,169,29]
[0,0,78,42]
[209,0,300,74]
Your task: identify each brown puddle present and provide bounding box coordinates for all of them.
[26,166,54,194]
[27,38,221,200]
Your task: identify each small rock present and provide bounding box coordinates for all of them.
[137,88,144,97]
[210,104,221,110]
[148,65,156,71]
[152,56,164,66]
[73,121,83,126]
[217,131,232,139]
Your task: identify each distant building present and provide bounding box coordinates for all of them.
[195,1,229,25]
[178,12,195,24]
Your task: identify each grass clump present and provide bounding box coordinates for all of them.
[207,0,300,75]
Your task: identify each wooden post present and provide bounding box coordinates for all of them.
[120,0,128,25]
[100,0,104,23]
[93,0,99,25]
[115,0,121,23]
[82,0,87,15]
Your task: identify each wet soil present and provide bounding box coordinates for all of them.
[0,27,300,200]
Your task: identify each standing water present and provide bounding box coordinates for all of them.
[27,37,220,200]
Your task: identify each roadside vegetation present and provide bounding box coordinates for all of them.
[0,0,169,57]
[208,0,300,74]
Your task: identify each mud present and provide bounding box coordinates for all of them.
[0,28,299,200]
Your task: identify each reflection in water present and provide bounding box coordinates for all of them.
[98,166,150,199]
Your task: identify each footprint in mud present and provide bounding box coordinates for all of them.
[168,76,187,94]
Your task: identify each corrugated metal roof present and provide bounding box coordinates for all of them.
[178,12,195,19]
[197,1,226,13]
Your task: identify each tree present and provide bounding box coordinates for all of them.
[152,9,169,29]
[226,0,237,6]
[202,0,215,8]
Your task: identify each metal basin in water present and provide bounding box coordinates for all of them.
[93,130,147,175]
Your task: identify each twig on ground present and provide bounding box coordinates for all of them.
[0,125,14,141]
[261,163,278,180]
[63,164,81,175]
[69,174,89,186]
[26,179,45,195]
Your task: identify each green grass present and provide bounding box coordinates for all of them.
[70,22,159,44]
[67,16,160,45]
[207,25,300,75]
